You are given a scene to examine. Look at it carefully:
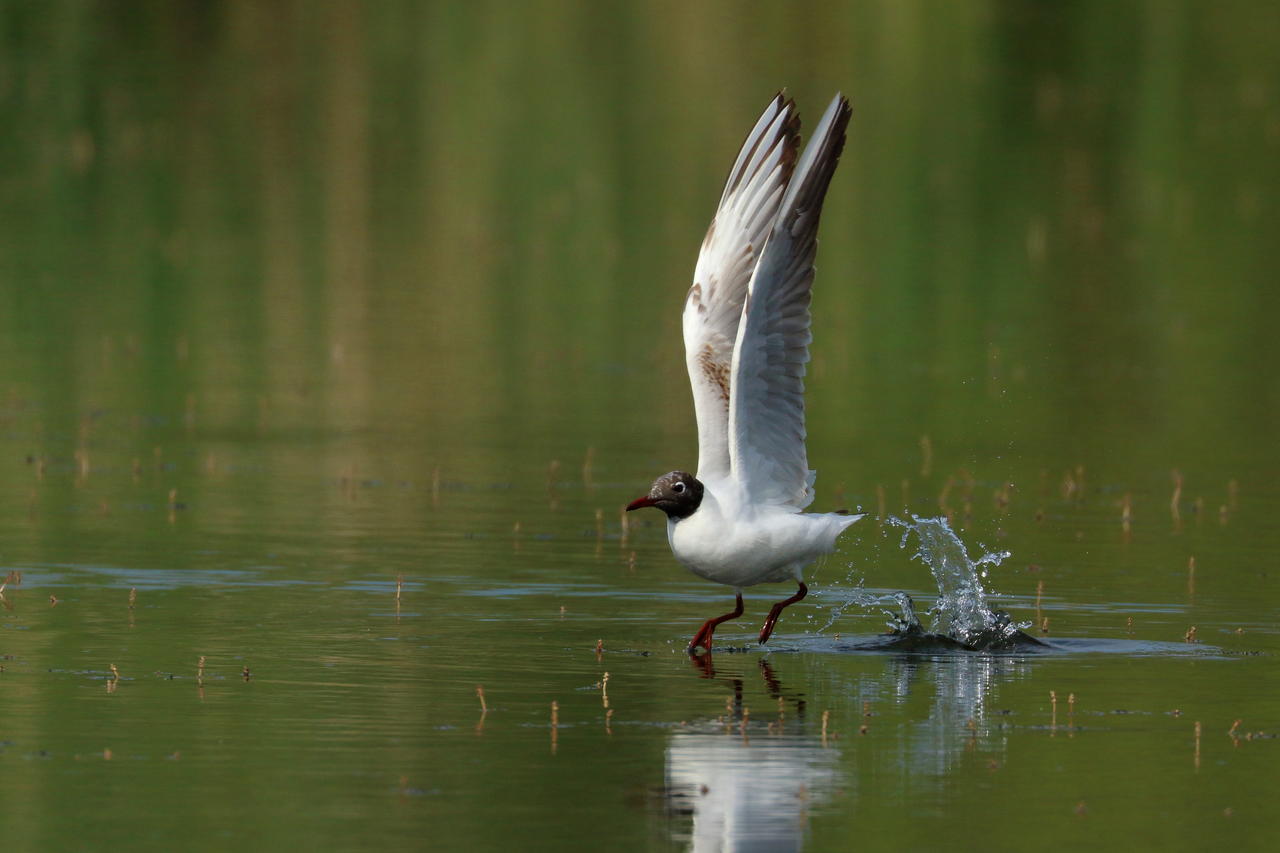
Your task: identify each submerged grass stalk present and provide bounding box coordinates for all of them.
[581,446,595,490]
[547,459,561,510]
[550,701,559,754]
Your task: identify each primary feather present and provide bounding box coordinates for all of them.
[684,93,852,510]
[683,94,801,486]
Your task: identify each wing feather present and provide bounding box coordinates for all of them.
[727,94,852,509]
[682,94,801,483]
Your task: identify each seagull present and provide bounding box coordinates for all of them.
[626,92,863,654]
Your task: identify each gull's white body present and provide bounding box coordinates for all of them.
[667,483,858,588]
[668,92,861,592]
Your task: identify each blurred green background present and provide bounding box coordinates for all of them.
[4,0,1276,484]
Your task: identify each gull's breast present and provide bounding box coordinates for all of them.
[668,508,841,587]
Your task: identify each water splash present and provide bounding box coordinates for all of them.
[885,515,1037,650]
[815,574,881,633]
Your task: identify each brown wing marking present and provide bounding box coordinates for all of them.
[698,343,731,404]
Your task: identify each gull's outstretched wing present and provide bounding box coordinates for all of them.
[727,94,851,509]
[683,94,801,483]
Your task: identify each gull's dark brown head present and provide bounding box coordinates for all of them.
[625,471,704,520]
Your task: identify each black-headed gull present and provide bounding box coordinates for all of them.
[627,92,862,653]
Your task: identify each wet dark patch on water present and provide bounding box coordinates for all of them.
[758,632,1228,657]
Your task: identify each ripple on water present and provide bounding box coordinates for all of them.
[751,632,1230,658]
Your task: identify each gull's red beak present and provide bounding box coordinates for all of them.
[626,495,658,512]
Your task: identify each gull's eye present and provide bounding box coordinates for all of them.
[673,482,686,494]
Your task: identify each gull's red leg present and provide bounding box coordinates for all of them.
[758,582,807,644]
[687,593,745,654]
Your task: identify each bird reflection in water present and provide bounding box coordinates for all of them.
[654,652,1031,850]
[658,659,840,853]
